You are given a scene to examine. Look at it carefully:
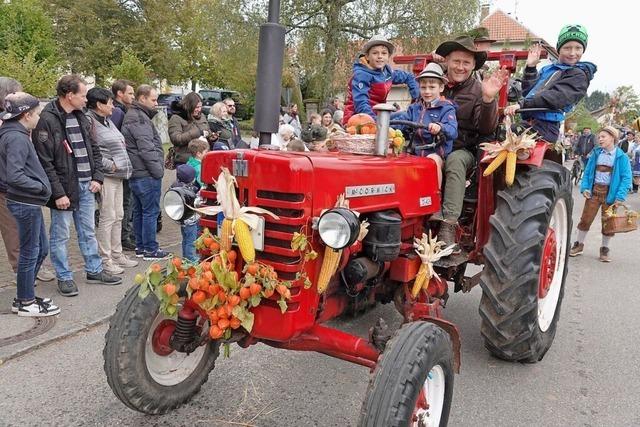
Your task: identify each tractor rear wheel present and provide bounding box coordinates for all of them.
[359,322,454,427]
[103,285,219,414]
[479,160,572,362]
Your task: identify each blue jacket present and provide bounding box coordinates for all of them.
[521,61,597,142]
[580,146,632,204]
[343,58,420,124]
[391,99,457,157]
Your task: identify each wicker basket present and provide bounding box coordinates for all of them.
[307,139,332,152]
[603,204,639,234]
[329,134,380,155]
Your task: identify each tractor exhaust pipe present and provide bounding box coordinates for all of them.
[373,104,396,156]
[254,0,285,146]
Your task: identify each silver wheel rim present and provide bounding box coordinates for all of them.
[414,365,446,427]
[144,311,207,386]
[538,199,567,332]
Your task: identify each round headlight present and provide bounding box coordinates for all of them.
[163,188,196,222]
[318,207,360,249]
[163,190,185,221]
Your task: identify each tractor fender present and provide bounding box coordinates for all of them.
[480,141,549,168]
[418,317,461,373]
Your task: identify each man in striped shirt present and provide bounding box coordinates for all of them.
[33,75,122,297]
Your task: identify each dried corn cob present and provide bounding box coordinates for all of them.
[505,151,517,186]
[234,219,255,263]
[220,218,234,251]
[411,263,431,298]
[317,247,342,294]
[483,150,508,176]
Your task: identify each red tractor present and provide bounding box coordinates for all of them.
[103,9,571,427]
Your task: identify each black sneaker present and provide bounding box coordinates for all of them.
[143,249,172,261]
[122,239,137,251]
[87,270,123,285]
[12,296,53,313]
[58,280,79,297]
[135,248,145,258]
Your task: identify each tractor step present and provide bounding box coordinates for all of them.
[433,251,469,269]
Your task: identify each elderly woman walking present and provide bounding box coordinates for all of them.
[86,88,138,274]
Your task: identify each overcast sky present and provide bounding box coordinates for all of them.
[491,0,631,95]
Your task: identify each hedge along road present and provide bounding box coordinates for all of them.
[0,187,639,426]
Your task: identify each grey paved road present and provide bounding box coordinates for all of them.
[1,186,639,427]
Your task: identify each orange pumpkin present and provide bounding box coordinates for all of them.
[346,126,357,135]
[360,124,377,135]
[346,113,375,128]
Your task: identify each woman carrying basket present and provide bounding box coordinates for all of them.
[569,126,632,262]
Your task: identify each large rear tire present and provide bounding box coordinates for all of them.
[479,160,572,362]
[359,322,454,427]
[103,286,219,414]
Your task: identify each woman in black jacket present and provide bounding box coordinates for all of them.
[0,92,60,317]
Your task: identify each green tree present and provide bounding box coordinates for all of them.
[583,90,610,112]
[0,48,59,97]
[0,0,61,95]
[110,50,151,86]
[566,100,600,132]
[282,0,480,101]
[0,0,59,62]
[609,85,640,125]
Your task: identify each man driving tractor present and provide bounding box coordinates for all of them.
[431,36,509,252]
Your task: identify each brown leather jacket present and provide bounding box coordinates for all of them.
[442,76,498,151]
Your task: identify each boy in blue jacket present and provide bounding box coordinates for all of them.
[392,62,457,186]
[570,126,632,262]
[504,25,597,143]
[343,35,419,124]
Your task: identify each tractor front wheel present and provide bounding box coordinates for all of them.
[479,160,572,362]
[103,285,219,414]
[359,322,454,427]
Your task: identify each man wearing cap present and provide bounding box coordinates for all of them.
[433,36,508,251]
[343,34,419,124]
[33,75,122,297]
[504,25,596,143]
[0,92,61,317]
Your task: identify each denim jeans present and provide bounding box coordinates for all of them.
[7,201,48,301]
[121,179,134,242]
[50,181,103,281]
[130,176,162,253]
[181,223,198,262]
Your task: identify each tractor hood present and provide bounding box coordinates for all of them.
[200,149,441,219]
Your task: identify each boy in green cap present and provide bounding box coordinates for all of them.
[504,25,597,143]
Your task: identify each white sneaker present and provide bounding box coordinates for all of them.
[113,255,139,268]
[36,266,55,282]
[103,260,125,275]
[18,299,60,317]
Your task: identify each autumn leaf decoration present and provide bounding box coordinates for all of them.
[480,116,537,186]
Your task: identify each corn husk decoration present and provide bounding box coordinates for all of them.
[411,231,456,298]
[480,116,537,186]
[193,168,279,262]
[316,194,369,294]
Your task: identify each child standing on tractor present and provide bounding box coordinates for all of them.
[504,25,597,143]
[343,35,420,124]
[570,126,632,262]
[391,62,457,186]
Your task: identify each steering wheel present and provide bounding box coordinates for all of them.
[389,119,446,155]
